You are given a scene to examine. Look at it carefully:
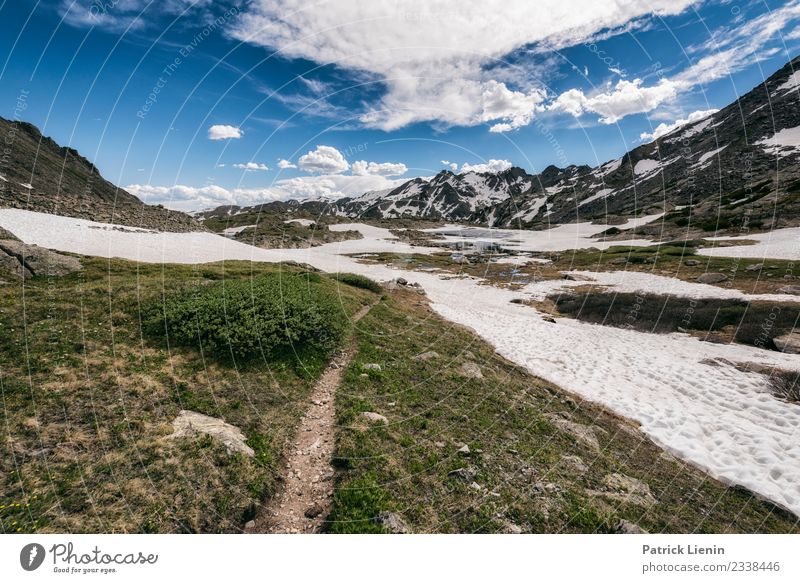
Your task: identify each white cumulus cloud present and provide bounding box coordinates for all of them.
[126,183,283,212]
[639,109,718,142]
[459,159,513,174]
[208,124,243,140]
[297,145,350,174]
[127,172,408,211]
[277,159,297,169]
[550,78,682,124]
[232,162,269,171]
[351,160,408,176]
[229,0,695,131]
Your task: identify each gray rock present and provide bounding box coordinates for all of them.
[784,275,795,280]
[166,410,254,457]
[460,361,483,379]
[375,511,410,534]
[447,467,476,483]
[560,454,589,473]
[778,285,800,295]
[396,277,408,286]
[542,316,557,324]
[773,332,800,354]
[457,444,471,456]
[546,414,600,451]
[598,473,657,507]
[0,240,82,277]
[0,252,30,279]
[304,504,324,519]
[361,411,388,424]
[745,263,764,272]
[696,272,728,284]
[684,259,701,266]
[244,520,256,530]
[362,363,382,371]
[532,482,562,494]
[616,520,648,534]
[413,351,439,361]
[610,257,628,265]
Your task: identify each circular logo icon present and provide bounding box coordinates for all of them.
[20,543,46,571]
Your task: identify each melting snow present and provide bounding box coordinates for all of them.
[700,227,800,261]
[774,71,800,95]
[756,126,800,158]
[2,207,800,515]
[694,145,728,167]
[522,270,800,304]
[578,188,614,207]
[424,214,662,253]
[633,159,660,176]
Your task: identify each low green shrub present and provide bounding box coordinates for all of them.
[332,272,382,293]
[142,273,347,361]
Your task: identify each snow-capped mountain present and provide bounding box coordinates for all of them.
[333,55,800,232]
[334,166,537,221]
[197,55,800,234]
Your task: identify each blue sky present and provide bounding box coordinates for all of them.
[1,0,799,210]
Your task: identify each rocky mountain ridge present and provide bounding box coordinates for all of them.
[0,117,202,232]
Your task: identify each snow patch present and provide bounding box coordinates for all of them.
[578,188,614,207]
[774,71,800,95]
[522,270,800,304]
[633,159,660,176]
[700,227,800,261]
[756,126,800,158]
[694,145,728,167]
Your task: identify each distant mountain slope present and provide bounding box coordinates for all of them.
[330,55,800,234]
[0,117,202,232]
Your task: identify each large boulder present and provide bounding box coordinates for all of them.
[0,240,82,277]
[773,332,800,354]
[696,272,728,284]
[166,410,254,457]
[361,411,388,425]
[460,361,483,379]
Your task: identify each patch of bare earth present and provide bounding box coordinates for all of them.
[249,303,374,534]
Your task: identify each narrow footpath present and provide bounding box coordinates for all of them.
[249,303,374,533]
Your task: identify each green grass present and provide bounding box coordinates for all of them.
[328,288,800,533]
[0,257,375,533]
[332,272,383,294]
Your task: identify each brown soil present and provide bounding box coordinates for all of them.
[249,303,375,533]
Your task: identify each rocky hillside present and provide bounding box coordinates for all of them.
[0,117,202,232]
[333,55,800,234]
